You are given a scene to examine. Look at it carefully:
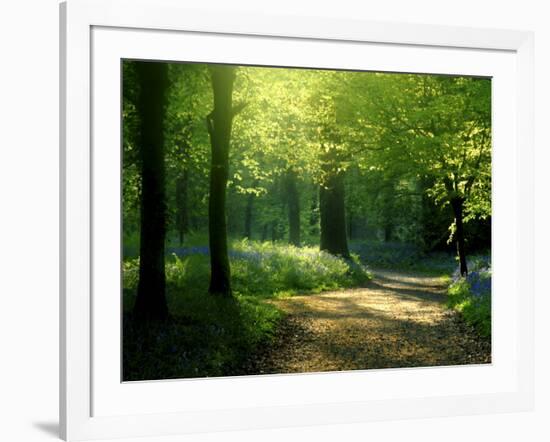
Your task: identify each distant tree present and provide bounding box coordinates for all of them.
[242,178,259,239]
[175,171,189,245]
[164,64,212,246]
[414,77,491,275]
[358,74,491,274]
[284,170,301,246]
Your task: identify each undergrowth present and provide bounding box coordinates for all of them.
[123,239,371,380]
[351,241,456,275]
[446,256,491,338]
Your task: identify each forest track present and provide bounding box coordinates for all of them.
[249,269,491,374]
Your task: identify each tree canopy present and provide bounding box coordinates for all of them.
[123,61,491,311]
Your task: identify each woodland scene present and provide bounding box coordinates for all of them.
[122,61,491,381]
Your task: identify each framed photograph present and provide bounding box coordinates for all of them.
[60,0,534,440]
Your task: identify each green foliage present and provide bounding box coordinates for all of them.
[122,59,492,378]
[123,257,281,379]
[125,239,371,301]
[123,60,492,260]
[122,239,371,380]
[229,239,371,296]
[123,292,280,380]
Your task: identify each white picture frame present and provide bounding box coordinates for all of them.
[60,0,534,440]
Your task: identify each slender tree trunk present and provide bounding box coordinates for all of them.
[206,66,237,296]
[319,171,350,258]
[381,184,395,243]
[451,197,468,276]
[271,221,277,242]
[175,170,189,246]
[243,193,253,239]
[134,61,169,320]
[243,179,258,239]
[348,209,353,241]
[285,170,300,246]
[384,223,393,242]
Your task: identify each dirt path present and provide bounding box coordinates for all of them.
[249,269,490,374]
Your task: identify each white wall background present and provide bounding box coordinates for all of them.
[0,1,547,441]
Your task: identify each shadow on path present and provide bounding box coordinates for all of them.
[248,268,490,374]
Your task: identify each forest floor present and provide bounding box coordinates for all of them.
[247,269,491,374]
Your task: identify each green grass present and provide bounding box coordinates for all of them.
[446,274,491,339]
[123,293,281,380]
[122,239,371,380]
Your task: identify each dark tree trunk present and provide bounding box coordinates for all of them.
[206,66,237,296]
[285,170,300,246]
[261,223,268,242]
[271,221,277,242]
[319,171,350,258]
[450,197,468,276]
[134,61,169,321]
[347,209,353,241]
[384,222,393,242]
[243,179,258,239]
[175,170,189,246]
[380,185,395,243]
[243,192,254,239]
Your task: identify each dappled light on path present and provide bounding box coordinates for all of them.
[249,269,490,374]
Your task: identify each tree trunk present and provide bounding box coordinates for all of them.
[384,222,393,242]
[206,66,237,296]
[285,170,300,246]
[243,179,258,239]
[450,197,468,276]
[175,170,189,246]
[134,61,169,321]
[243,192,254,239]
[319,171,350,258]
[347,209,353,241]
[271,221,278,242]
